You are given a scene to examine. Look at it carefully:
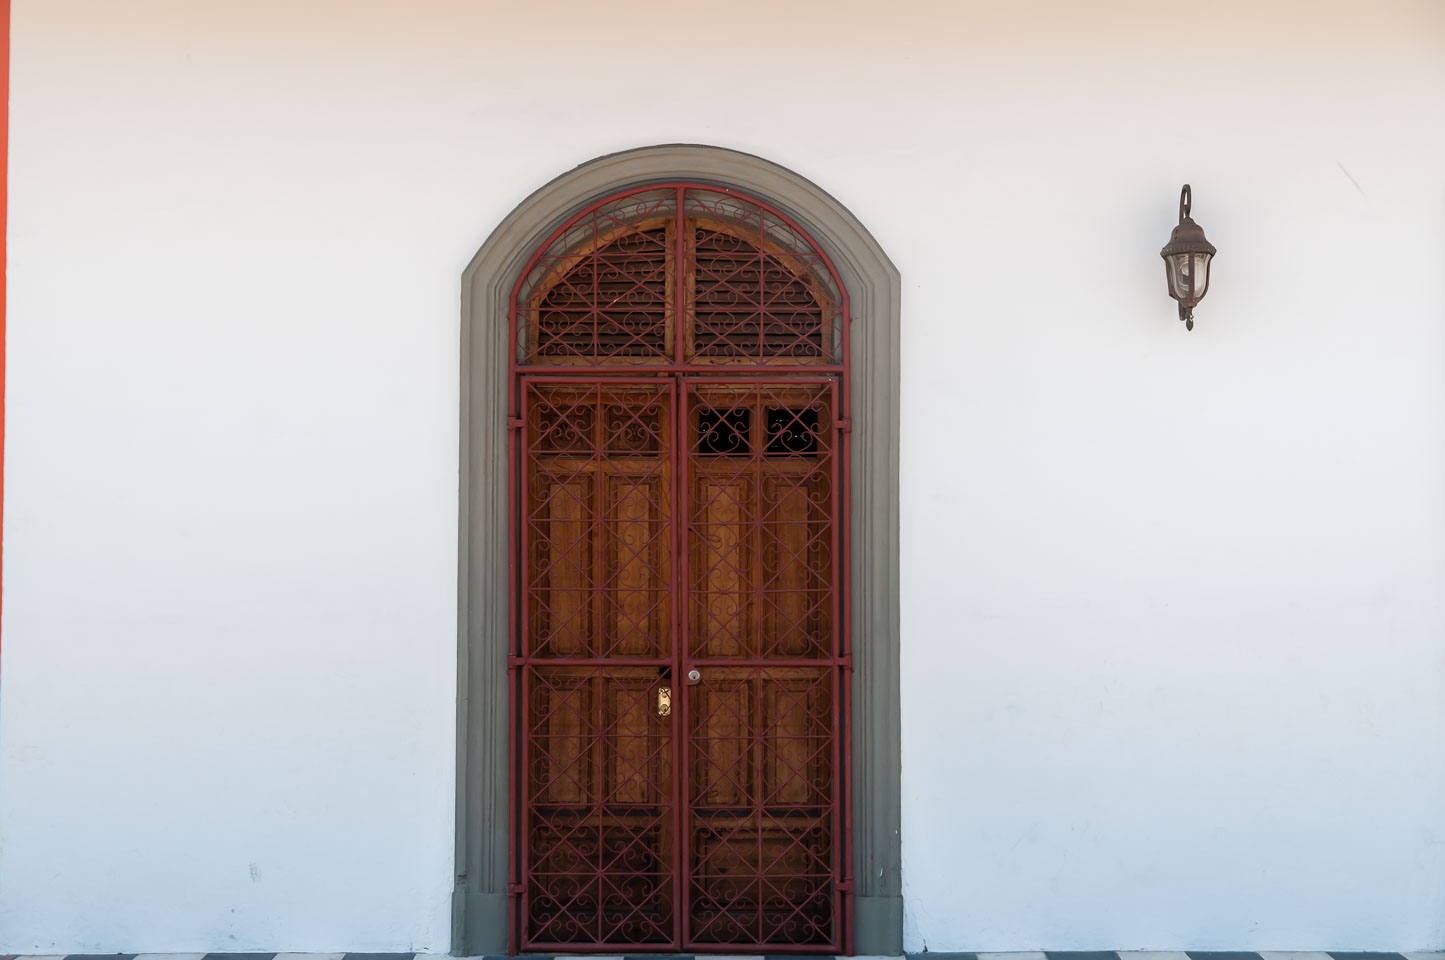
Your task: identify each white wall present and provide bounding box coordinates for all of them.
[2,0,1444,953]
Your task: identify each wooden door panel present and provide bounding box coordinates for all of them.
[528,473,594,658]
[761,472,833,660]
[685,666,835,947]
[603,471,670,657]
[519,377,841,952]
[682,381,840,950]
[690,474,753,659]
[762,670,831,807]
[526,666,675,946]
[524,382,673,660]
[521,382,677,949]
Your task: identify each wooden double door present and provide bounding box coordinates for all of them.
[515,375,848,952]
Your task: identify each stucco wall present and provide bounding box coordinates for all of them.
[2,0,1443,953]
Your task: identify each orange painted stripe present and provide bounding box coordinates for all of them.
[1,0,10,662]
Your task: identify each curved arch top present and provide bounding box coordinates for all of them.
[456,144,901,955]
[463,144,897,315]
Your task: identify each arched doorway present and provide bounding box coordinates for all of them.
[456,146,900,956]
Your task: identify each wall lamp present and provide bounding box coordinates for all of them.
[1160,184,1216,331]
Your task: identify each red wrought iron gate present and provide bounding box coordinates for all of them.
[507,185,853,954]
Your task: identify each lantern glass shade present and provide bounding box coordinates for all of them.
[1166,250,1212,302]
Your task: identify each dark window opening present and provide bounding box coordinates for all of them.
[697,409,751,456]
[766,408,819,455]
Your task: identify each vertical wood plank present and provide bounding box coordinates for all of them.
[695,479,750,658]
[540,476,592,657]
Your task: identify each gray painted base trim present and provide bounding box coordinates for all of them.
[459,891,507,952]
[456,144,901,955]
[855,896,905,955]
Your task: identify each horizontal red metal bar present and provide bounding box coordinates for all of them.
[517,657,672,667]
[524,941,839,955]
[515,657,846,669]
[514,364,845,376]
[528,942,843,954]
[518,374,681,384]
[686,942,841,954]
[688,658,848,668]
[524,943,680,953]
[679,374,839,383]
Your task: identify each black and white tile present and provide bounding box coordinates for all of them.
[6,951,1444,960]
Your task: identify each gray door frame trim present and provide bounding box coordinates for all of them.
[455,143,901,955]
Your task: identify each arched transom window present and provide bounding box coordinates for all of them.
[511,184,847,367]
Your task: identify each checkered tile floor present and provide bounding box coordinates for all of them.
[5,952,1444,960]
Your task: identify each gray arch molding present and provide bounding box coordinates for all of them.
[456,144,901,955]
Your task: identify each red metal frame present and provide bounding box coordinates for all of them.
[507,185,853,954]
[518,378,679,948]
[679,378,841,952]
